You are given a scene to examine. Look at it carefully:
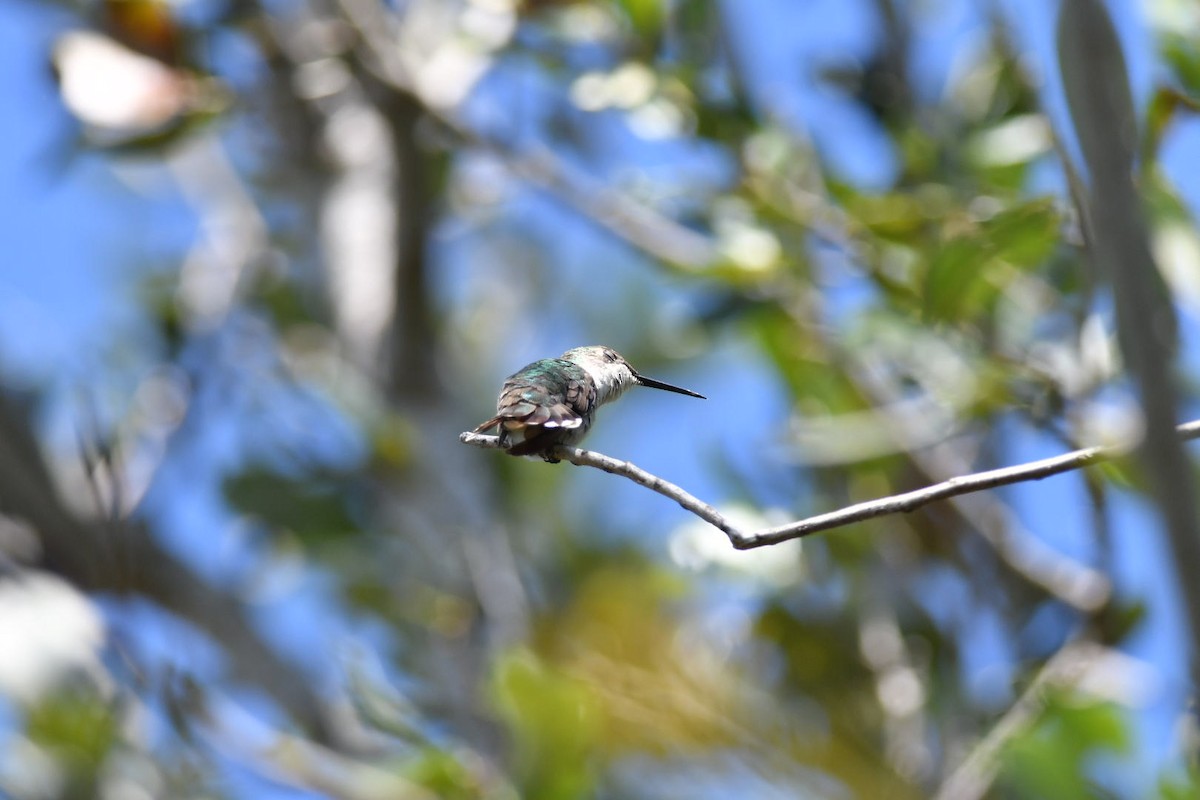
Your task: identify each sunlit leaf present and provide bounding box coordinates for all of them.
[924,199,1060,322]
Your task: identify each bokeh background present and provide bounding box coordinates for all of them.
[2,0,1200,797]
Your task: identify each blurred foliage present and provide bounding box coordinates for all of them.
[224,465,361,545]
[3,0,1200,799]
[996,692,1131,799]
[25,689,118,800]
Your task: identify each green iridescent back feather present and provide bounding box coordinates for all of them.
[472,358,598,458]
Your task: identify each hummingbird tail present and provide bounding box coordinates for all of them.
[472,416,504,434]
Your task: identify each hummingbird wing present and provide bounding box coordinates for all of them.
[472,359,596,456]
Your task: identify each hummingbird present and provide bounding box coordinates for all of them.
[472,345,705,462]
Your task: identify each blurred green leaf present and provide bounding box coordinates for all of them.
[224,466,360,543]
[254,274,314,330]
[986,199,1062,266]
[754,601,873,694]
[924,235,993,322]
[998,693,1131,799]
[843,192,928,242]
[26,689,119,799]
[616,0,664,38]
[1095,599,1148,646]
[1160,32,1200,96]
[1159,763,1200,800]
[752,306,864,410]
[1143,86,1200,165]
[924,199,1060,322]
[404,746,513,800]
[491,650,603,800]
[1096,453,1148,493]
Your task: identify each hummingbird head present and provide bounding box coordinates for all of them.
[560,346,706,406]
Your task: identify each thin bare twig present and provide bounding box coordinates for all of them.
[841,356,1112,611]
[458,431,742,540]
[461,419,1200,550]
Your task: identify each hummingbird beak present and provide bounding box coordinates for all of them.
[635,373,706,399]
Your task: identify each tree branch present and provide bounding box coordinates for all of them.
[1059,0,1200,716]
[461,420,1200,550]
[458,431,744,541]
[839,354,1112,612]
